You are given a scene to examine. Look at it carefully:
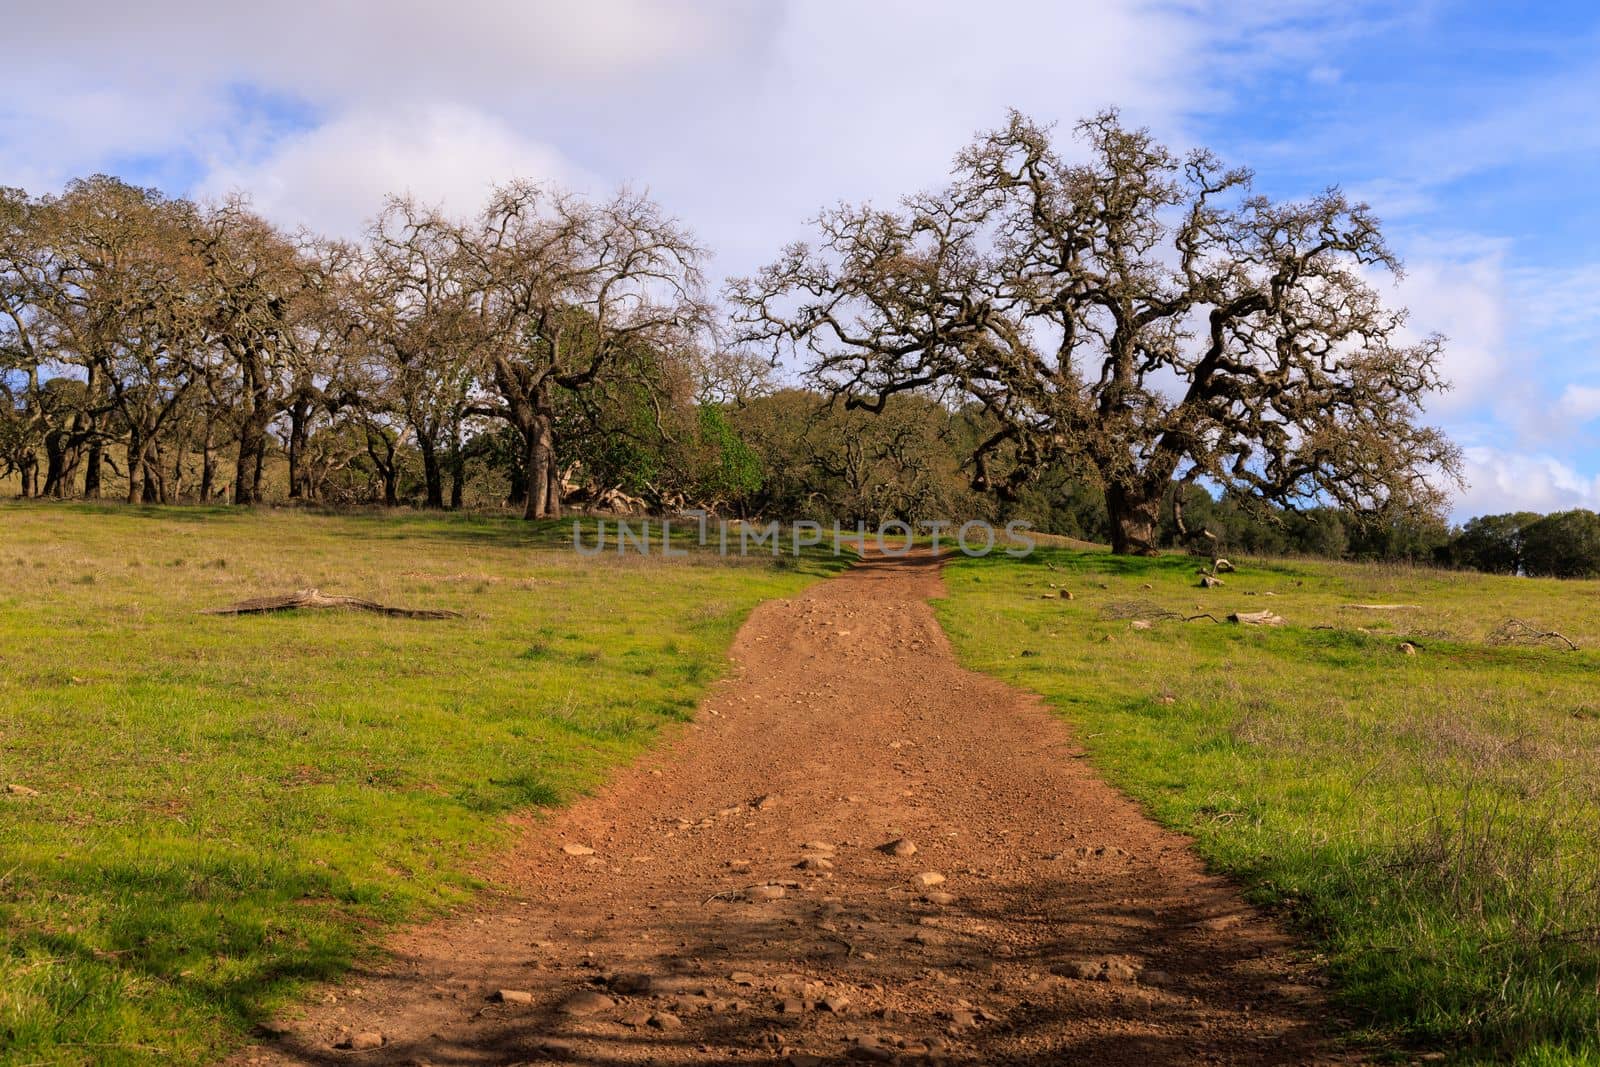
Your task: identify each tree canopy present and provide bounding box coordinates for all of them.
[731,111,1461,554]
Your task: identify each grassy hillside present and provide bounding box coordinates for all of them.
[938,549,1600,1065]
[0,504,846,1065]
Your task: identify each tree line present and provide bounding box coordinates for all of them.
[0,111,1499,561]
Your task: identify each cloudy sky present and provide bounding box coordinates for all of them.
[4,1,1598,518]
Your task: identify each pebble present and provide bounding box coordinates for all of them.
[494,989,533,1004]
[535,1038,577,1059]
[647,1011,682,1030]
[778,997,808,1014]
[796,856,834,871]
[334,1031,384,1051]
[882,838,917,858]
[801,840,836,853]
[746,884,787,901]
[819,994,851,1014]
[559,990,615,1015]
[4,784,40,797]
[561,843,595,856]
[914,871,946,887]
[922,891,957,906]
[609,973,654,995]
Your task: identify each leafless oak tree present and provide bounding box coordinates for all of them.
[732,111,1462,553]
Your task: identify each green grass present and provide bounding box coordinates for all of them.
[936,548,1600,1064]
[0,503,848,1065]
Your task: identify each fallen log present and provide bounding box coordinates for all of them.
[1228,609,1285,626]
[204,588,461,620]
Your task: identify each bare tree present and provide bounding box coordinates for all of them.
[464,183,707,519]
[732,111,1462,554]
[359,199,479,509]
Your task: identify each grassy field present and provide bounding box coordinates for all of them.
[0,503,846,1065]
[937,548,1600,1065]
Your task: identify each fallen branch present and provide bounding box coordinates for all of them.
[1488,618,1578,651]
[1100,600,1181,621]
[1342,603,1421,611]
[204,588,461,620]
[1229,610,1285,627]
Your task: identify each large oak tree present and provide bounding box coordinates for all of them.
[732,112,1462,554]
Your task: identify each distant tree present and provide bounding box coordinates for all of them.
[1521,510,1600,579]
[734,111,1461,554]
[1448,512,1540,574]
[462,184,707,520]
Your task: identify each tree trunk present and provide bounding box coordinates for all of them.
[126,431,145,505]
[523,414,558,520]
[234,350,271,505]
[1106,483,1162,556]
[42,432,68,497]
[545,460,562,520]
[287,400,309,499]
[417,431,444,509]
[200,419,217,502]
[83,439,102,498]
[448,437,465,510]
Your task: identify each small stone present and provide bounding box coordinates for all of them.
[727,859,752,872]
[946,1009,977,1029]
[1102,959,1141,982]
[796,856,834,871]
[787,1054,823,1067]
[848,1037,894,1062]
[728,970,759,986]
[1130,619,1154,630]
[4,784,40,797]
[800,840,836,853]
[819,994,851,1014]
[881,838,917,858]
[922,891,957,906]
[913,871,946,888]
[647,1011,682,1030]
[561,843,595,856]
[559,990,615,1015]
[778,997,808,1014]
[494,988,533,1004]
[745,884,787,901]
[911,929,945,946]
[754,794,778,810]
[609,973,654,995]
[1399,642,1418,656]
[1059,589,1074,599]
[335,1031,384,1051]
[535,1038,577,1059]
[1057,960,1104,981]
[621,1009,652,1027]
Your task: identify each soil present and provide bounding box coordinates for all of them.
[233,551,1357,1066]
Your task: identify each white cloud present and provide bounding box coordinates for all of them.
[1387,244,1512,417]
[1558,385,1600,422]
[1456,446,1600,516]
[197,103,582,237]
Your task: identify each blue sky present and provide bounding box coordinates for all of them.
[3,1,1597,518]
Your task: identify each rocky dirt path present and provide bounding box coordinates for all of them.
[235,551,1351,1066]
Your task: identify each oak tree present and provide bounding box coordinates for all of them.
[733,112,1461,553]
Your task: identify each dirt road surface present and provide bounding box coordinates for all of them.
[234,552,1351,1066]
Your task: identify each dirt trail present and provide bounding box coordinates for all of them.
[236,552,1350,1066]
